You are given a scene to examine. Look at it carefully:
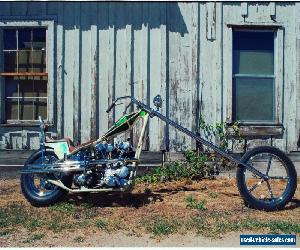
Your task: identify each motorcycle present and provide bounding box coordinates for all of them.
[20,95,297,211]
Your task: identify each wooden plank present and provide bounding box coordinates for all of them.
[206,2,216,41]
[0,29,4,123]
[63,2,75,140]
[191,2,201,150]
[56,2,65,138]
[279,3,297,152]
[296,3,300,149]
[72,3,81,144]
[215,2,223,125]
[0,73,48,76]
[148,2,164,151]
[175,2,195,150]
[0,2,11,15]
[132,3,146,148]
[269,2,276,18]
[113,3,131,144]
[226,125,284,139]
[27,2,46,16]
[80,2,92,143]
[46,21,55,125]
[98,3,110,138]
[10,2,28,16]
[106,3,116,135]
[241,2,248,18]
[90,8,98,140]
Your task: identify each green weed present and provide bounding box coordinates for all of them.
[73,236,85,243]
[0,228,15,236]
[23,233,44,244]
[26,218,43,231]
[48,216,72,233]
[208,191,218,199]
[95,219,109,230]
[143,217,177,236]
[49,202,75,213]
[186,195,207,211]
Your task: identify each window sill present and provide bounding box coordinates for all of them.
[0,121,53,127]
[226,124,284,139]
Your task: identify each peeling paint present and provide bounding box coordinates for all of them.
[0,2,299,153]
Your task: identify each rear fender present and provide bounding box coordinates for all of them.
[44,141,70,160]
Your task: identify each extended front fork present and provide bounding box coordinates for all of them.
[127,113,150,188]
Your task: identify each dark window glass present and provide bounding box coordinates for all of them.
[32,28,46,50]
[233,32,274,75]
[4,51,17,72]
[19,99,34,120]
[18,28,32,50]
[5,99,18,120]
[5,78,18,97]
[34,98,47,120]
[233,78,274,121]
[3,29,17,50]
[232,30,275,122]
[2,27,48,121]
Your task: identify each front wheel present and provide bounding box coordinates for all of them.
[20,150,72,207]
[236,146,297,211]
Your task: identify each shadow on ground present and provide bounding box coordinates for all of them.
[64,191,163,209]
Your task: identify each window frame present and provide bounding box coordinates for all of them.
[232,29,276,123]
[224,24,284,128]
[0,19,54,125]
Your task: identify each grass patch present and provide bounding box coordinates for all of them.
[73,236,85,243]
[0,203,30,228]
[22,233,44,244]
[208,191,218,199]
[49,202,75,213]
[80,203,93,209]
[142,217,178,236]
[0,228,15,236]
[48,216,73,233]
[185,216,300,238]
[26,218,43,231]
[95,219,109,230]
[186,195,207,211]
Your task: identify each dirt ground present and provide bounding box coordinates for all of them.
[0,176,299,247]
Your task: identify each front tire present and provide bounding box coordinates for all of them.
[236,146,297,211]
[20,150,72,207]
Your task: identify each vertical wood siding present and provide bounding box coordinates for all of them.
[0,2,299,153]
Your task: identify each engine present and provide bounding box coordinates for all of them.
[71,140,135,189]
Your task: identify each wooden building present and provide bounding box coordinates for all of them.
[0,2,299,154]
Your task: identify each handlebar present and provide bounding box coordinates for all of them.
[106,102,116,113]
[106,95,154,115]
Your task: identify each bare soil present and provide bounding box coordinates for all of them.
[0,176,299,247]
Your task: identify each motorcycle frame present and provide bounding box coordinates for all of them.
[22,95,270,193]
[109,96,270,181]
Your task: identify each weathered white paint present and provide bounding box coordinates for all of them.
[0,2,299,154]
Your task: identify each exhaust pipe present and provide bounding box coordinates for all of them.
[47,179,127,193]
[19,158,121,174]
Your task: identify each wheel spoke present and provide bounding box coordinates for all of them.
[266,181,275,200]
[269,176,289,180]
[248,179,265,193]
[266,156,272,175]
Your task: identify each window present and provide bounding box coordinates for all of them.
[232,30,275,122]
[1,28,47,121]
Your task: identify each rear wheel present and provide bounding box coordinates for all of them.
[236,146,297,211]
[20,150,72,207]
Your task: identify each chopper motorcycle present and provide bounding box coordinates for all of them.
[20,95,297,211]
